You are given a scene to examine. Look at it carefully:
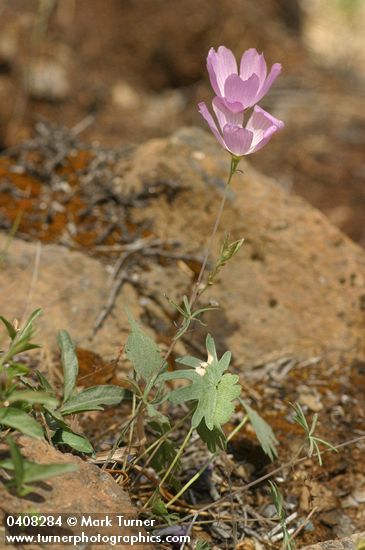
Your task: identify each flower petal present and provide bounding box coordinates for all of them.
[240,48,267,86]
[212,97,243,132]
[256,62,282,102]
[207,46,237,96]
[224,73,260,110]
[246,105,284,153]
[222,124,253,156]
[198,101,225,148]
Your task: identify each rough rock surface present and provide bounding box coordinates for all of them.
[0,437,154,550]
[0,127,364,372]
[300,532,365,550]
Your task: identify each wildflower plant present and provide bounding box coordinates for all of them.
[115,45,284,507]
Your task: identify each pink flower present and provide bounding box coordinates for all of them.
[198,98,284,157]
[207,46,282,112]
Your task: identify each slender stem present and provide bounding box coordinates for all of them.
[143,426,194,510]
[122,388,137,471]
[166,415,248,508]
[189,156,239,308]
[159,425,193,489]
[152,156,240,383]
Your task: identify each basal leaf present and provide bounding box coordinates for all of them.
[59,385,125,415]
[125,315,163,382]
[7,436,25,487]
[23,460,77,483]
[53,429,94,454]
[0,407,43,439]
[7,390,58,408]
[58,330,78,403]
[241,400,278,461]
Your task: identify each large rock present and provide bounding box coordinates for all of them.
[300,532,365,550]
[0,437,154,550]
[0,128,364,371]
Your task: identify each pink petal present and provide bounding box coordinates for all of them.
[198,101,225,148]
[212,97,243,132]
[240,49,267,87]
[207,48,221,96]
[246,105,284,153]
[222,124,253,156]
[224,73,260,110]
[221,98,247,113]
[207,46,237,96]
[256,62,282,102]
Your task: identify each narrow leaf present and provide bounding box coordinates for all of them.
[23,460,77,483]
[0,316,17,340]
[6,437,25,487]
[0,407,43,439]
[58,330,78,403]
[60,385,125,415]
[53,429,94,454]
[7,390,58,408]
[4,363,30,379]
[35,370,54,393]
[241,400,278,461]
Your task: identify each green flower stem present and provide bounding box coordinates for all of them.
[130,410,192,470]
[122,387,137,471]
[143,426,194,510]
[149,156,240,387]
[189,155,240,307]
[159,425,193,490]
[166,414,248,508]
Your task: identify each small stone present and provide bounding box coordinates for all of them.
[27,59,71,101]
[261,503,277,518]
[353,486,365,503]
[297,385,323,412]
[111,81,140,109]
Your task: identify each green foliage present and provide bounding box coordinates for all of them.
[0,309,42,367]
[291,402,337,465]
[151,497,180,525]
[58,330,78,403]
[52,429,94,454]
[147,421,177,472]
[196,419,226,452]
[0,437,76,497]
[167,295,219,340]
[269,481,295,550]
[0,407,44,439]
[208,234,244,286]
[195,541,212,550]
[162,334,240,431]
[125,314,164,382]
[0,310,125,470]
[60,385,125,415]
[241,399,278,461]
